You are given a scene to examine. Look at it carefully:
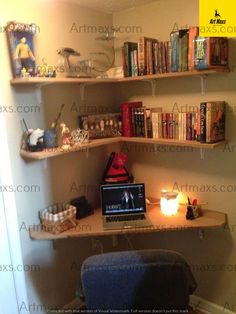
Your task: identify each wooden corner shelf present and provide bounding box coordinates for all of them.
[10,76,118,86]
[20,138,227,160]
[116,68,230,82]
[11,68,230,86]
[20,137,121,160]
[29,206,227,240]
[122,137,227,149]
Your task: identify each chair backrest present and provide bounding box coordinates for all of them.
[81,249,197,311]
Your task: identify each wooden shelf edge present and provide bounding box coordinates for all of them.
[20,137,121,160]
[29,209,227,241]
[20,138,227,160]
[121,137,227,149]
[11,68,230,86]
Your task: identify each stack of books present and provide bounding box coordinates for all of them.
[122,27,228,77]
[121,101,226,143]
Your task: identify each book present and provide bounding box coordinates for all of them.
[210,37,228,67]
[121,102,143,137]
[138,36,158,75]
[122,42,138,77]
[178,29,189,72]
[170,31,179,72]
[194,37,209,70]
[206,101,225,143]
[194,37,228,70]
[146,108,152,138]
[151,108,163,138]
[188,26,199,71]
[200,102,207,143]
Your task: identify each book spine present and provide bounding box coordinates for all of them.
[196,107,201,141]
[146,108,152,138]
[121,103,132,137]
[133,50,138,76]
[200,103,207,143]
[182,113,187,140]
[170,31,179,72]
[162,113,167,139]
[158,113,162,138]
[186,113,192,140]
[188,26,199,71]
[122,45,129,77]
[194,37,209,70]
[153,42,158,74]
[138,37,146,75]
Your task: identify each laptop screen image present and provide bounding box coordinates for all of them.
[101,183,146,216]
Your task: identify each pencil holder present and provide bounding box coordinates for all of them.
[186,205,200,220]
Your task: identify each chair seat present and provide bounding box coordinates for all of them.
[81,249,197,311]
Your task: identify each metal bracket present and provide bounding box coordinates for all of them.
[200,148,205,160]
[52,240,57,250]
[198,229,205,240]
[112,235,118,247]
[200,75,207,95]
[142,79,157,97]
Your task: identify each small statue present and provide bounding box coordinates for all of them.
[60,122,71,149]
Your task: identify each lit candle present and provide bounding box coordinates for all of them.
[160,190,179,216]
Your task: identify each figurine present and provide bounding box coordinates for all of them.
[60,122,71,149]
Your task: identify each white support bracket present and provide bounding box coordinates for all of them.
[200,148,205,160]
[112,235,118,247]
[142,79,157,97]
[198,229,205,240]
[200,74,207,95]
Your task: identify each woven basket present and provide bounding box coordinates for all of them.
[40,203,77,234]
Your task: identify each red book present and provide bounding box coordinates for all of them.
[121,102,143,137]
[188,26,199,71]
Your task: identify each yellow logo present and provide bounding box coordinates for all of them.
[199,0,236,37]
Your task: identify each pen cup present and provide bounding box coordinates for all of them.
[186,205,200,220]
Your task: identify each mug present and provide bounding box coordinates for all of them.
[27,128,44,152]
[44,128,58,148]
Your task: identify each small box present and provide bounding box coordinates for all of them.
[39,203,77,234]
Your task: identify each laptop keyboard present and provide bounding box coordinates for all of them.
[106,214,145,222]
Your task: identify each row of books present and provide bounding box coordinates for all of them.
[122,27,229,77]
[121,101,225,143]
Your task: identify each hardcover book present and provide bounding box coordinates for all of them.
[178,29,189,72]
[200,102,207,142]
[121,102,143,137]
[188,26,199,71]
[138,37,158,75]
[170,31,179,72]
[206,101,225,143]
[122,42,138,77]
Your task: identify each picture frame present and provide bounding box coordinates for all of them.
[6,21,38,78]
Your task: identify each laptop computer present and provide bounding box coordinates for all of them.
[101,183,153,230]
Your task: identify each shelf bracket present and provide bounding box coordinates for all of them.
[112,235,118,247]
[200,75,207,95]
[79,84,86,103]
[200,148,205,160]
[52,240,57,250]
[142,79,157,97]
[198,229,205,240]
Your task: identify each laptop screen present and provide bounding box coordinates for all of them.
[101,183,146,216]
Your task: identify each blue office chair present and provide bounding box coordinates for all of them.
[81,249,197,312]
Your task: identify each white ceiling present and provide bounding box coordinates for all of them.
[62,0,159,13]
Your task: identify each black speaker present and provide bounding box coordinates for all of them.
[71,196,94,220]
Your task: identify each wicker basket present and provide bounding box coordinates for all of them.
[40,203,77,234]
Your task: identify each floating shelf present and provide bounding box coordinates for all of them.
[20,137,227,160]
[29,206,226,240]
[122,137,227,149]
[20,137,121,160]
[11,68,230,86]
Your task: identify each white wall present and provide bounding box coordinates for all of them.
[0,0,120,313]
